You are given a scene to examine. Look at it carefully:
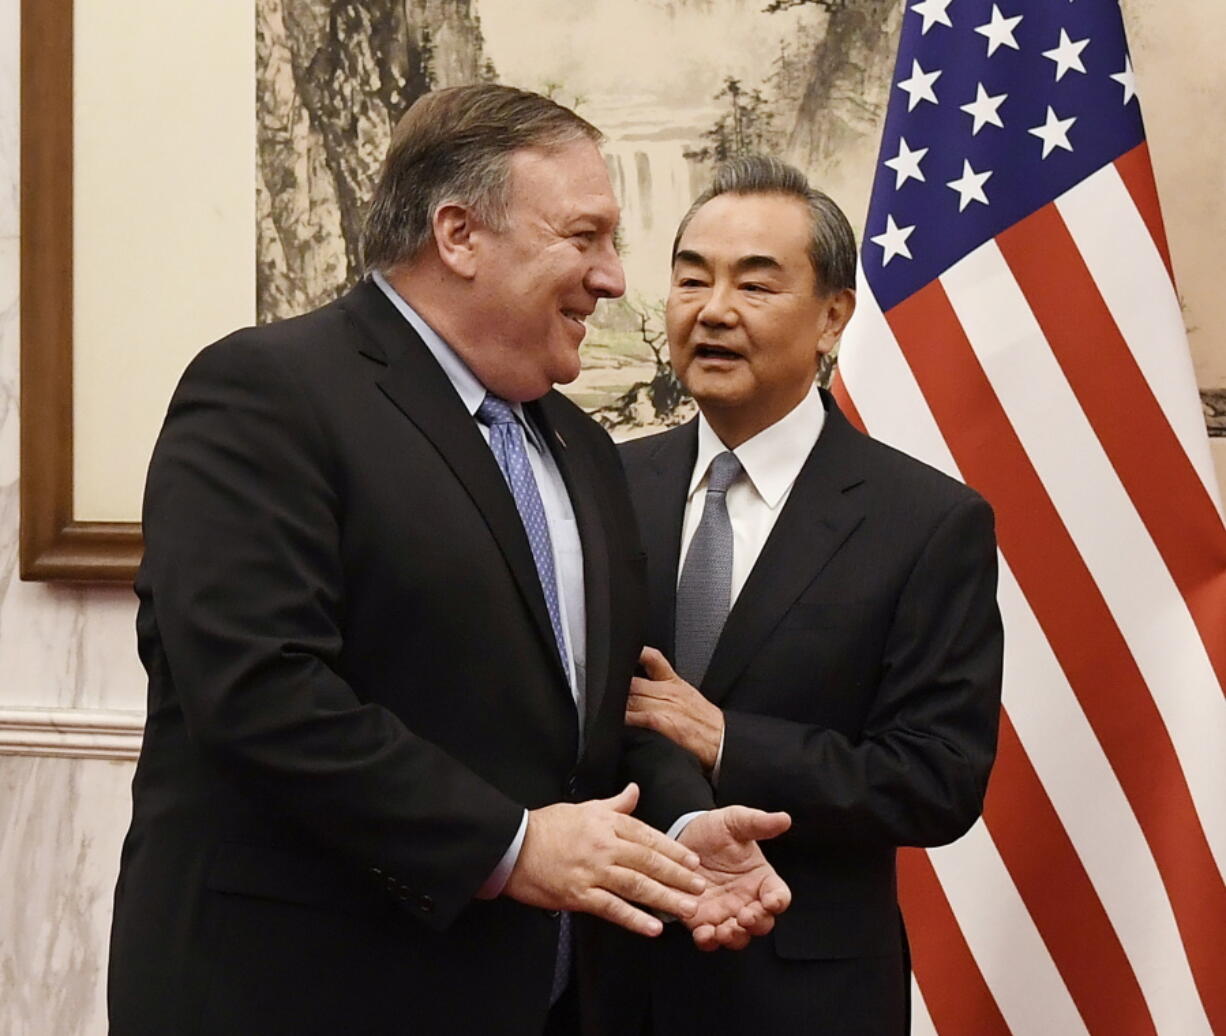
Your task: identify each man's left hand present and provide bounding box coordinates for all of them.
[678,806,792,951]
[626,646,724,771]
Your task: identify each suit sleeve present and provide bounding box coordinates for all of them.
[141,337,523,929]
[715,494,1003,848]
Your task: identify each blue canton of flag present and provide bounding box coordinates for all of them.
[864,0,1143,311]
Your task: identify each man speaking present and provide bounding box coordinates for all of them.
[108,87,788,1035]
[620,156,1004,1034]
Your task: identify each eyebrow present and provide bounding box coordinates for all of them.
[673,249,784,275]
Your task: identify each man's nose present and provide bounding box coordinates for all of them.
[698,284,738,328]
[587,240,626,300]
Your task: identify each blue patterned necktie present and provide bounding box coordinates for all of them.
[477,393,572,680]
[475,391,573,1003]
[675,450,743,686]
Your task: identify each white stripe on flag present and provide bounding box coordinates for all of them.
[940,241,1226,873]
[997,560,1213,1035]
[1057,165,1224,516]
[929,821,1088,1035]
[910,975,938,1036]
[839,263,960,479]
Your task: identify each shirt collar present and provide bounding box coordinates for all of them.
[371,270,542,449]
[689,383,826,509]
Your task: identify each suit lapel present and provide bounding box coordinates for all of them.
[529,397,610,746]
[701,398,867,705]
[339,281,567,690]
[639,422,699,661]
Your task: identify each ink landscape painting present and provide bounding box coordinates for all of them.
[256,0,904,437]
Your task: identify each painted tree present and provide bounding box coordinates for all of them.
[256,0,492,322]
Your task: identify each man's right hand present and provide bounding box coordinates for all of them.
[502,782,705,937]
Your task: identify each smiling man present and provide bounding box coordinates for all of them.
[618,156,1004,1034]
[108,87,790,1036]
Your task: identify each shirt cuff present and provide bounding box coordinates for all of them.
[475,809,529,899]
[710,726,726,787]
[666,810,707,842]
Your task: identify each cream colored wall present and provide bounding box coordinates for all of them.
[1121,0,1226,497]
[0,2,1222,1033]
[72,0,256,522]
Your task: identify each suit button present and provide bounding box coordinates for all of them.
[418,895,434,914]
[396,887,410,902]
[384,876,399,895]
[369,867,383,877]
[547,910,561,919]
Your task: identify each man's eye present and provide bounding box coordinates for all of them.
[677,278,706,288]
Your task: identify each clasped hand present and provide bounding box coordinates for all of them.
[503,783,791,950]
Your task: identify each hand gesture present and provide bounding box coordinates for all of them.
[677,806,792,951]
[502,783,706,937]
[626,646,724,771]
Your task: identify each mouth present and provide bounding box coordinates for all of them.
[693,344,744,362]
[561,308,591,331]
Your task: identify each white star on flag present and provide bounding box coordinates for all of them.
[946,160,993,211]
[1042,28,1090,81]
[910,0,954,34]
[884,137,929,188]
[1111,55,1137,103]
[897,59,942,111]
[870,215,916,266]
[960,83,1007,135]
[1028,105,1077,158]
[975,5,1023,57]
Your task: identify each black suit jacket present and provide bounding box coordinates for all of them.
[616,392,1003,1035]
[108,280,647,1035]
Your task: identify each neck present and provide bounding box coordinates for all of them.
[699,383,814,450]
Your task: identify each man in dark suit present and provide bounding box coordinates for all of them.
[619,156,1004,1034]
[108,87,790,1036]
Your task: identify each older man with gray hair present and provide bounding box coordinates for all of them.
[616,155,1004,1034]
[108,87,791,1036]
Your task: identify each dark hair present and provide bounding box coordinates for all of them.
[671,155,857,295]
[361,84,602,272]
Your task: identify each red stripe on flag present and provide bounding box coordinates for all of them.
[997,205,1226,695]
[985,712,1155,1034]
[888,280,1226,1031]
[898,848,1010,1036]
[1114,143,1175,284]
[830,371,865,432]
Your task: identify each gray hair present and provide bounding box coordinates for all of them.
[361,84,602,273]
[671,155,857,295]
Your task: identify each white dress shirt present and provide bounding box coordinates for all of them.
[680,383,826,605]
[372,271,585,895]
[675,383,826,792]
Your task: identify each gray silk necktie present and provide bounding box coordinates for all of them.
[675,451,743,686]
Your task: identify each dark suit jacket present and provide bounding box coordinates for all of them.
[108,280,648,1035]
[616,391,1003,1035]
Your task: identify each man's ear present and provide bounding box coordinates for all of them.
[817,288,856,355]
[432,202,481,279]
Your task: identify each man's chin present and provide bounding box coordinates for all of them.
[547,351,583,387]
[686,374,750,412]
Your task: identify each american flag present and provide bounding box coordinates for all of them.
[832,1,1226,1032]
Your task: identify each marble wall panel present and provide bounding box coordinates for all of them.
[0,755,135,1036]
